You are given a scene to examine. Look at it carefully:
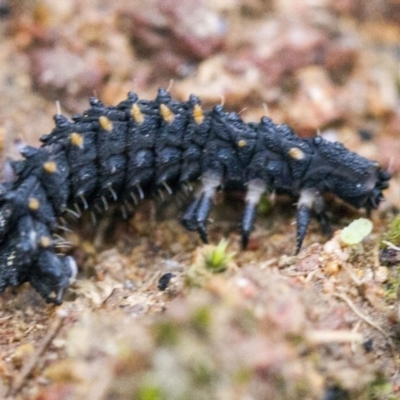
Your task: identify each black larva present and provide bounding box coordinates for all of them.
[0,88,391,304]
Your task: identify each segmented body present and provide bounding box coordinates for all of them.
[0,88,391,303]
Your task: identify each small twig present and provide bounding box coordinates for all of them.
[372,245,380,269]
[280,271,310,277]
[8,309,67,396]
[304,269,319,283]
[351,321,362,353]
[332,292,393,349]
[141,270,163,292]
[381,240,400,252]
[341,262,362,286]
[306,329,363,344]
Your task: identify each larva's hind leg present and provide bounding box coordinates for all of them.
[316,212,332,237]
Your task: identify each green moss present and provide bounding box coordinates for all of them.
[204,239,235,273]
[136,384,163,400]
[185,265,210,288]
[191,360,217,386]
[191,305,212,332]
[382,214,400,247]
[153,321,179,346]
[293,379,312,399]
[185,240,235,287]
[257,194,273,215]
[234,367,251,384]
[366,374,395,399]
[383,265,400,301]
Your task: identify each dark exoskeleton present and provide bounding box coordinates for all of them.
[0,88,391,303]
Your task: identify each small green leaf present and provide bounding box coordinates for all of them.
[340,218,373,245]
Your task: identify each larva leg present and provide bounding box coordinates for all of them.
[194,193,213,243]
[296,206,311,255]
[296,188,329,254]
[241,180,266,249]
[313,193,332,237]
[181,173,221,243]
[181,196,202,231]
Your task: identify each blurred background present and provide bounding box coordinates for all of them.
[0,0,400,170]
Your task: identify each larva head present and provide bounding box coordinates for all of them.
[29,251,77,305]
[311,136,390,210]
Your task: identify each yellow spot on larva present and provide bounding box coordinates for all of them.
[28,197,40,211]
[99,116,113,131]
[193,104,204,125]
[131,104,145,124]
[238,139,247,147]
[288,147,305,160]
[70,132,84,148]
[160,104,175,123]
[39,236,52,248]
[43,161,57,174]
